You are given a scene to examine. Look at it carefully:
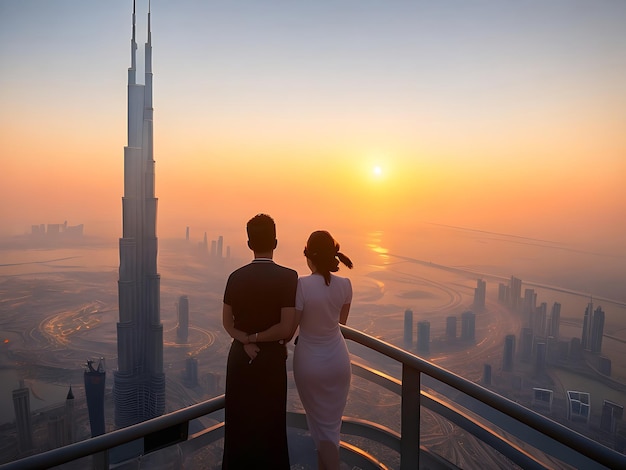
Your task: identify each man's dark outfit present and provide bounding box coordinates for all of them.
[222,259,298,469]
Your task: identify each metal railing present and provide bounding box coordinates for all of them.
[1,325,624,470]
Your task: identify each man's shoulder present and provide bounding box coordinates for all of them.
[273,263,298,276]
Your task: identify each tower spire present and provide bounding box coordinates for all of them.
[148,0,151,45]
[129,0,137,84]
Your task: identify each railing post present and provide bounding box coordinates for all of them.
[400,364,420,470]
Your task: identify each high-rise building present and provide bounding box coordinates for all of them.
[520,327,533,363]
[497,282,509,304]
[85,359,106,437]
[217,235,224,258]
[114,1,165,428]
[522,289,539,326]
[509,276,522,311]
[65,385,75,444]
[549,302,561,339]
[177,295,189,344]
[533,302,547,338]
[473,279,486,310]
[47,413,66,450]
[12,380,33,454]
[403,309,413,344]
[417,321,430,353]
[590,306,605,354]
[535,342,547,375]
[581,301,593,350]
[600,400,624,434]
[184,356,199,388]
[503,334,515,371]
[461,311,475,341]
[446,315,457,339]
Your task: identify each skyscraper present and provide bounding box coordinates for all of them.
[581,301,593,351]
[12,380,33,454]
[65,385,75,444]
[549,302,561,339]
[177,295,189,344]
[509,276,522,311]
[590,306,605,354]
[85,359,106,437]
[114,1,165,428]
[473,278,486,310]
[461,310,476,341]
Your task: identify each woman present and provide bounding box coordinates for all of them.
[293,230,353,470]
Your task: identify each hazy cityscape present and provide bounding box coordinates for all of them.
[1,1,625,469]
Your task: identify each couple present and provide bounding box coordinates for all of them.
[222,213,353,470]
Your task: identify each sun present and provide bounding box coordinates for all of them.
[373,165,383,177]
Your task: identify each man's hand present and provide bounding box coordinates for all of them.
[244,343,260,362]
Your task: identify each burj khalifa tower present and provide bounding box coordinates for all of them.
[114,1,165,428]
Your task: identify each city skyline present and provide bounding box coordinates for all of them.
[0,1,625,257]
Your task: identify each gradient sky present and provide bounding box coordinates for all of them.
[1,1,625,254]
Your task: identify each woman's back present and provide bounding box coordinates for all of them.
[297,273,351,339]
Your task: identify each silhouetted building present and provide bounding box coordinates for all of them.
[533,302,547,337]
[177,295,189,344]
[549,302,561,339]
[47,413,66,450]
[210,239,216,256]
[581,301,593,350]
[569,337,583,360]
[85,359,106,437]
[114,3,165,428]
[520,327,533,363]
[503,334,515,371]
[532,388,553,412]
[65,385,75,444]
[482,364,492,385]
[474,279,486,310]
[535,342,547,375]
[184,356,199,388]
[403,309,413,344]
[12,380,33,454]
[598,356,612,376]
[523,288,536,321]
[498,282,509,305]
[217,235,224,258]
[417,321,430,353]
[446,316,457,339]
[461,311,475,341]
[509,276,522,311]
[567,390,590,424]
[590,306,605,354]
[600,400,623,434]
[185,226,189,241]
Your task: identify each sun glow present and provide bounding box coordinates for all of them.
[373,165,383,176]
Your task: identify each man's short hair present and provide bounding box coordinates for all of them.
[246,214,276,252]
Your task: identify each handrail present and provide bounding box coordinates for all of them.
[2,326,624,469]
[0,396,224,470]
[340,324,626,469]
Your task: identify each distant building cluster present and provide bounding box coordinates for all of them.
[186,226,231,260]
[11,379,77,458]
[487,276,622,444]
[404,308,475,353]
[30,221,83,238]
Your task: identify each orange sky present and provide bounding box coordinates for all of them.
[1,1,625,256]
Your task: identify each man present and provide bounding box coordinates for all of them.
[221,214,298,469]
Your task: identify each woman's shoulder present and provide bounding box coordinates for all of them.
[330,273,351,287]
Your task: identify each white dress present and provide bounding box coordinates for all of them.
[293,273,352,447]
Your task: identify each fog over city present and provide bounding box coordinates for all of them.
[1,1,625,468]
